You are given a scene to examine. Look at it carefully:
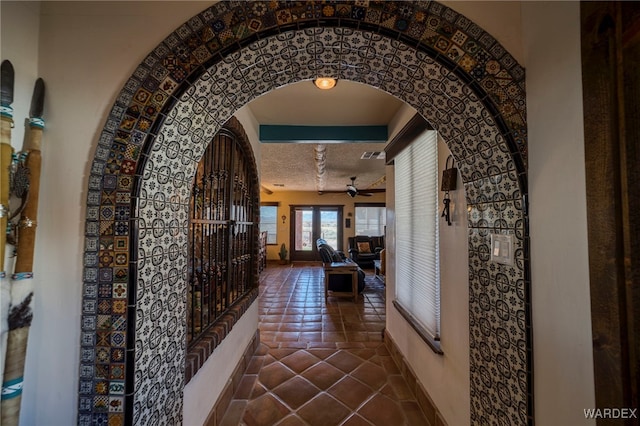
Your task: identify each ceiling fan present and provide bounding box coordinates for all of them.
[319,176,385,197]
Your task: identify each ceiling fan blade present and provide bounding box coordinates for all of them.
[318,190,347,195]
[361,188,385,193]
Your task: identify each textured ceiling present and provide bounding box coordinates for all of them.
[247,80,406,193]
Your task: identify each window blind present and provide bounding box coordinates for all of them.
[394,130,440,340]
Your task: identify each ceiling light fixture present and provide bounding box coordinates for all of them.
[314,77,337,90]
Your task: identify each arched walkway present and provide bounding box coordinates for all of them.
[78,2,530,425]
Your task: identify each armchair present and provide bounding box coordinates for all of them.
[347,235,384,268]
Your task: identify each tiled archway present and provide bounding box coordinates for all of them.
[78,2,530,425]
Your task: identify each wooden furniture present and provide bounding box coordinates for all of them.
[258,231,267,273]
[323,262,359,303]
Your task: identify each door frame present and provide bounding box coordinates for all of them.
[581,1,640,414]
[289,205,344,262]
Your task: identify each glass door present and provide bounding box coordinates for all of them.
[293,208,314,257]
[290,205,343,261]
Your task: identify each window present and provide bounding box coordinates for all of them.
[187,127,257,346]
[260,204,278,244]
[393,130,441,353]
[354,203,386,236]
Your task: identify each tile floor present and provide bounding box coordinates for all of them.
[219,263,429,426]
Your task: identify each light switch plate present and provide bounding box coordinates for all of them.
[490,233,514,266]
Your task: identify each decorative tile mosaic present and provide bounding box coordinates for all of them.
[79,2,531,425]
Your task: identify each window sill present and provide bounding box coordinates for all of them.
[185,288,259,383]
[393,300,443,355]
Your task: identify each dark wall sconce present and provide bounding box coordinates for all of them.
[281,215,286,224]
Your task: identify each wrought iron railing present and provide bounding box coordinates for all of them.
[187,127,256,345]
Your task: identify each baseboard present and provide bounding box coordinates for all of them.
[384,330,448,426]
[203,329,261,426]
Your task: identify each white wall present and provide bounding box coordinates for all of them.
[183,302,258,426]
[385,137,470,426]
[523,2,596,425]
[0,2,40,151]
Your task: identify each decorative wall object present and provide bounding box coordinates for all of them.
[78,2,530,425]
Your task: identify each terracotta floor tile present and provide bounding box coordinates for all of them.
[218,264,429,426]
[301,362,344,390]
[297,393,351,426]
[243,394,289,426]
[367,332,384,342]
[263,314,284,323]
[255,344,269,355]
[322,322,343,332]
[379,356,401,375]
[258,362,295,389]
[275,415,307,426]
[343,322,368,332]
[350,362,388,390]
[323,332,347,342]
[357,394,406,426]
[235,375,258,399]
[348,348,377,361]
[279,342,309,349]
[281,314,304,323]
[219,400,246,426]
[272,376,320,409]
[269,348,299,360]
[250,381,267,400]
[275,331,300,341]
[245,356,265,374]
[342,414,375,426]
[387,375,414,400]
[401,401,430,426]
[346,331,371,341]
[365,322,386,332]
[260,331,277,342]
[327,376,375,410]
[279,323,303,332]
[299,332,323,342]
[326,350,365,373]
[306,348,338,359]
[336,342,366,349]
[299,322,323,331]
[280,350,320,373]
[259,322,280,331]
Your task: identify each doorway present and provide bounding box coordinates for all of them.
[290,205,343,261]
[79,3,532,424]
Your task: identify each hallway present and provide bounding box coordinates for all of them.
[219,263,430,426]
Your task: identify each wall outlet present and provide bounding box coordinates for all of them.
[490,233,514,266]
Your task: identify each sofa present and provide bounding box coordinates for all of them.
[347,235,385,268]
[316,239,365,293]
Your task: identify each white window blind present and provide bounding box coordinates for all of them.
[394,130,440,340]
[355,206,386,236]
[260,205,278,244]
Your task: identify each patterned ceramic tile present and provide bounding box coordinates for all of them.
[79,2,530,425]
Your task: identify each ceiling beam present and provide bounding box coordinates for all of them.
[259,125,388,143]
[314,144,327,192]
